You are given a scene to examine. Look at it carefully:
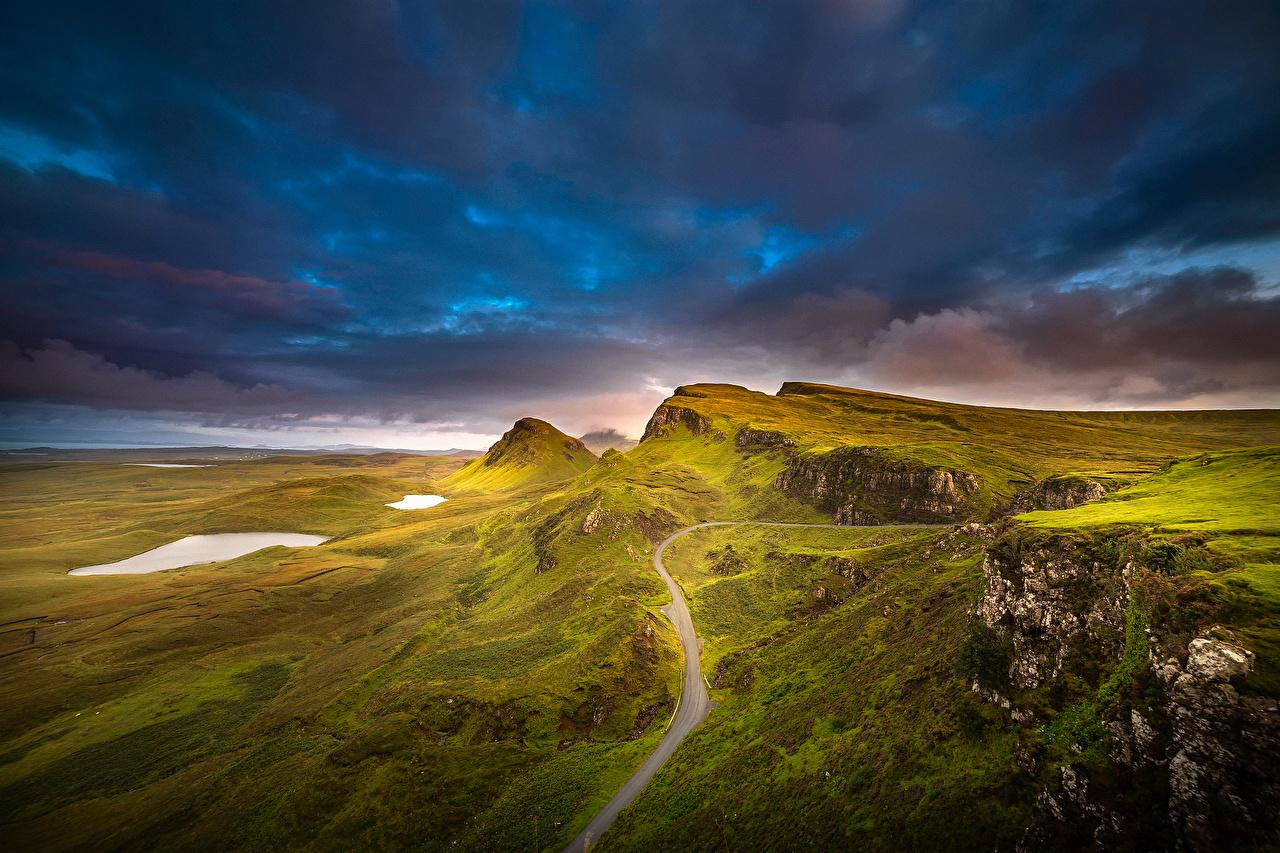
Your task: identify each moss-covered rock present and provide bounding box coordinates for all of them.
[975,527,1280,851]
[775,446,983,524]
[1007,474,1113,514]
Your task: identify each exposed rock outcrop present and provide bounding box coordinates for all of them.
[978,534,1129,690]
[1022,631,1280,852]
[774,446,982,524]
[733,427,796,451]
[705,544,747,575]
[531,489,678,574]
[973,531,1280,851]
[574,503,678,545]
[1008,475,1111,514]
[1156,637,1279,850]
[640,404,726,442]
[530,491,599,573]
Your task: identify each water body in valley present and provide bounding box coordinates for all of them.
[385,494,448,510]
[123,463,214,468]
[69,533,328,576]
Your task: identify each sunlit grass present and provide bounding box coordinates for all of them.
[1016,446,1280,534]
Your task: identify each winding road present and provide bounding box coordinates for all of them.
[565,521,934,852]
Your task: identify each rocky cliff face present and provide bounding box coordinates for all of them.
[733,427,796,451]
[1154,638,1279,849]
[973,530,1280,851]
[1007,475,1111,514]
[640,404,726,442]
[774,446,982,524]
[978,533,1129,690]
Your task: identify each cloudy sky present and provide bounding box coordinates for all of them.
[2,1,1278,449]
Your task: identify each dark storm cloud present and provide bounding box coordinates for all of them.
[0,339,308,413]
[53,250,348,324]
[1064,111,1280,261]
[1012,268,1280,371]
[844,267,1280,408]
[1,0,1278,444]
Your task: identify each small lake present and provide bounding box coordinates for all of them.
[124,463,214,468]
[69,533,328,576]
[386,494,447,510]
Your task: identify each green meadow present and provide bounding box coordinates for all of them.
[0,451,679,851]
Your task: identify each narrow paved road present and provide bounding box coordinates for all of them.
[565,521,941,852]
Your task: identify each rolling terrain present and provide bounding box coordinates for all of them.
[1,383,1277,850]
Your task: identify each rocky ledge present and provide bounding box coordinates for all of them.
[733,426,796,451]
[774,446,982,524]
[972,529,1280,851]
[640,404,727,442]
[1007,475,1112,514]
[1154,637,1279,849]
[978,533,1128,689]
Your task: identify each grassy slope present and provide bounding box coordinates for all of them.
[592,386,1279,849]
[605,524,1030,851]
[0,451,677,851]
[1017,446,1279,534]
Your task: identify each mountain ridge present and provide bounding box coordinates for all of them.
[633,381,1280,523]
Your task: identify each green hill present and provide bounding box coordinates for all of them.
[443,417,597,492]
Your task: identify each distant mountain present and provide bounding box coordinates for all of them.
[308,444,483,456]
[579,428,638,454]
[445,417,596,490]
[1,444,483,461]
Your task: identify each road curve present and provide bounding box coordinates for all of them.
[565,521,938,852]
